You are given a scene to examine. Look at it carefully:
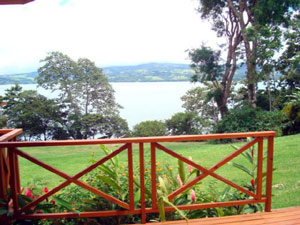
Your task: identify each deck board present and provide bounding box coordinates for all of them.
[142,207,300,225]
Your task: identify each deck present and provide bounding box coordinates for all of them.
[143,207,300,225]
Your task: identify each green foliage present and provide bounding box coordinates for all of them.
[281,87,300,134]
[0,84,62,140]
[181,86,218,130]
[197,0,300,108]
[188,46,223,83]
[132,120,167,137]
[166,112,205,135]
[277,13,300,91]
[213,106,287,135]
[36,51,129,139]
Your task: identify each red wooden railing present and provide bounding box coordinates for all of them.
[0,130,275,224]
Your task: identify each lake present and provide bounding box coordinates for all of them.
[0,82,202,128]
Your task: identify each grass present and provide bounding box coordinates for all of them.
[18,133,300,210]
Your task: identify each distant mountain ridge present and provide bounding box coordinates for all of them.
[0,62,252,85]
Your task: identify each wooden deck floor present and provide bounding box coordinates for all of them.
[143,207,300,225]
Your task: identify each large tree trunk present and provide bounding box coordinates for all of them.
[216,96,229,119]
[247,62,257,107]
[226,0,258,108]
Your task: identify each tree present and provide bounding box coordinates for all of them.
[277,12,300,91]
[189,0,243,117]
[166,112,205,135]
[37,52,128,139]
[132,120,167,137]
[0,84,62,140]
[196,0,299,107]
[181,86,219,127]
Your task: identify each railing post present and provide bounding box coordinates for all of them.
[0,147,9,225]
[151,143,157,209]
[139,143,146,224]
[8,147,19,215]
[256,137,263,199]
[265,136,274,212]
[12,137,21,194]
[128,143,134,210]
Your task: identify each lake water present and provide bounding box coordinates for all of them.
[0,82,202,128]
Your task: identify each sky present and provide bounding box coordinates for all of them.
[0,0,219,74]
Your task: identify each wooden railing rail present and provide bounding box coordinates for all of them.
[0,130,275,224]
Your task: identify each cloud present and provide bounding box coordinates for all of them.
[0,0,219,74]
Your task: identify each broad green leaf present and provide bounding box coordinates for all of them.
[242,151,253,164]
[231,144,239,150]
[178,159,186,184]
[157,197,166,222]
[81,199,98,205]
[96,175,123,192]
[52,196,73,211]
[228,162,253,177]
[98,164,117,179]
[112,155,119,169]
[162,196,188,222]
[99,144,109,155]
[158,176,168,195]
[99,144,117,167]
[134,189,141,207]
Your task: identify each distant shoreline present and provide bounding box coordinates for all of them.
[0,80,192,85]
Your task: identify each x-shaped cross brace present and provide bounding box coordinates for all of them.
[153,137,262,201]
[12,144,130,215]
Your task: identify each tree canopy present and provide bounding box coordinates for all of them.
[0,84,62,140]
[194,0,300,110]
[35,52,129,139]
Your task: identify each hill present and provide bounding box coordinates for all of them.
[103,63,193,82]
[0,62,256,84]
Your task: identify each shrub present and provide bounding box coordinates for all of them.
[132,120,167,137]
[213,106,287,136]
[281,88,300,134]
[166,112,205,135]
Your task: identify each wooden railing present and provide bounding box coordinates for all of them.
[0,129,23,225]
[0,130,275,224]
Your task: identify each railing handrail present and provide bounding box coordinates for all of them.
[0,131,275,147]
[0,129,22,142]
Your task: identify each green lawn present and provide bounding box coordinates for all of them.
[18,133,300,210]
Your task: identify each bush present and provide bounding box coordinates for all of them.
[213,106,287,135]
[132,120,168,137]
[166,112,205,135]
[281,103,300,134]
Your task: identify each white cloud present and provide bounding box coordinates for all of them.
[0,0,219,74]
